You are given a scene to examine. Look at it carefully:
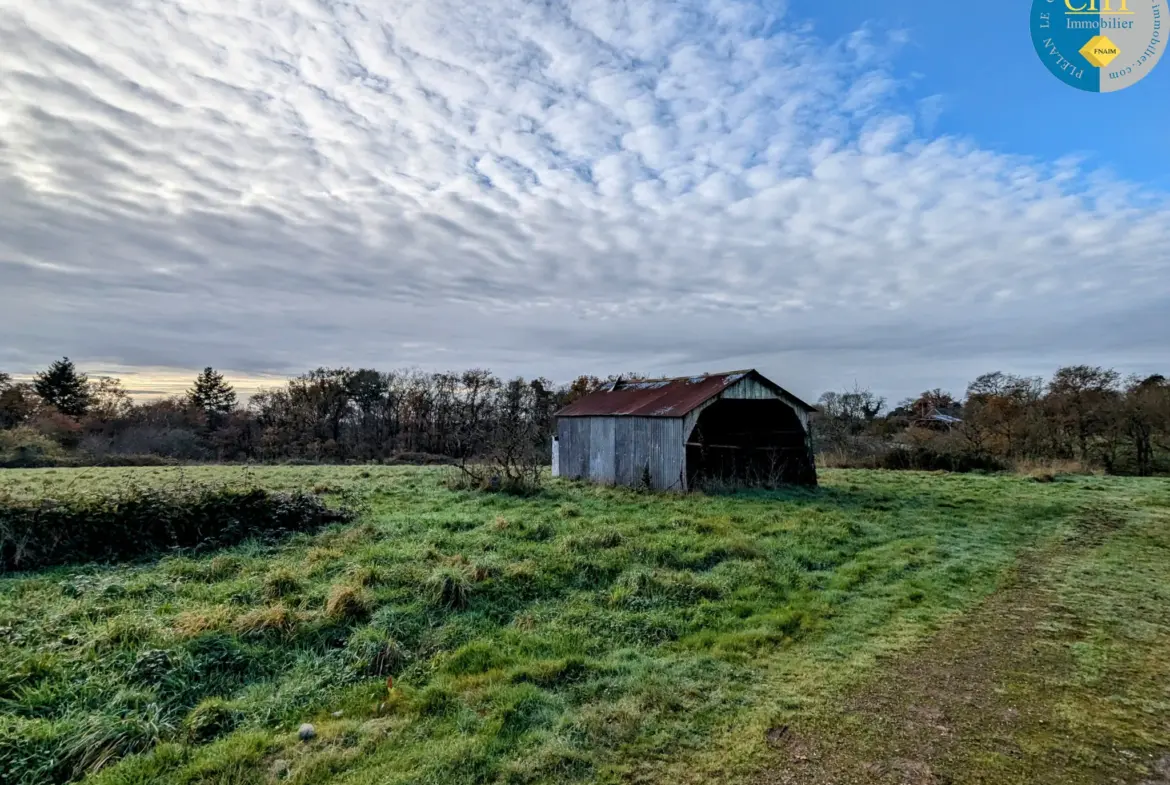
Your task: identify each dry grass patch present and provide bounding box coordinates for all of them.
[233,604,298,637]
[173,606,233,638]
[324,585,372,622]
[1014,458,1097,482]
[306,547,342,565]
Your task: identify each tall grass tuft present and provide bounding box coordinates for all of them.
[262,567,302,601]
[426,565,473,610]
[324,584,372,622]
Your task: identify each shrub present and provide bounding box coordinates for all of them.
[0,427,64,468]
[0,482,355,572]
[877,446,1008,473]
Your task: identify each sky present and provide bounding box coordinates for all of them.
[1,0,1168,405]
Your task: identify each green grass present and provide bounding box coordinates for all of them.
[0,466,1166,785]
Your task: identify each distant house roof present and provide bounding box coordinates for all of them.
[554,369,816,418]
[917,409,962,425]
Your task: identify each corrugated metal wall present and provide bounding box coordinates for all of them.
[614,417,686,490]
[557,416,684,490]
[588,418,616,483]
[557,418,591,480]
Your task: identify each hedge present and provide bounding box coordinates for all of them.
[0,484,355,572]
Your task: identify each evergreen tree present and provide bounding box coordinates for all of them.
[33,357,92,418]
[188,367,237,427]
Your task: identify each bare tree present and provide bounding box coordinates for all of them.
[456,377,546,493]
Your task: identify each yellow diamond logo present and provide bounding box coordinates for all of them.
[1080,35,1121,68]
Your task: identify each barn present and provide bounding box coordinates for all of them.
[551,370,817,491]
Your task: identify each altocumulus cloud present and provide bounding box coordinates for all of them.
[1,0,1168,401]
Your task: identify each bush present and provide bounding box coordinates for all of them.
[0,427,64,468]
[878,446,1007,473]
[0,482,355,572]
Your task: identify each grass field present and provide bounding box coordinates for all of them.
[1,466,1168,785]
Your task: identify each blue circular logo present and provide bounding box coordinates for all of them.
[1031,0,1164,91]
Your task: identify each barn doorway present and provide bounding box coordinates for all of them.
[685,399,816,489]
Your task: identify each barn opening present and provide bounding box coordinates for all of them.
[686,398,816,488]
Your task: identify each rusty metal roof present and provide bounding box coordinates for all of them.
[554,369,815,418]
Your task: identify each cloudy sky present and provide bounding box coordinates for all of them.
[1,0,1167,404]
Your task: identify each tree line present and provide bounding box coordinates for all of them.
[814,367,1170,476]
[2,359,1168,476]
[0,360,630,468]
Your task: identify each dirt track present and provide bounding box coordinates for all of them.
[760,507,1170,785]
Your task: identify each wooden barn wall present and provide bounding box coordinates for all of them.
[719,376,778,401]
[614,417,686,491]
